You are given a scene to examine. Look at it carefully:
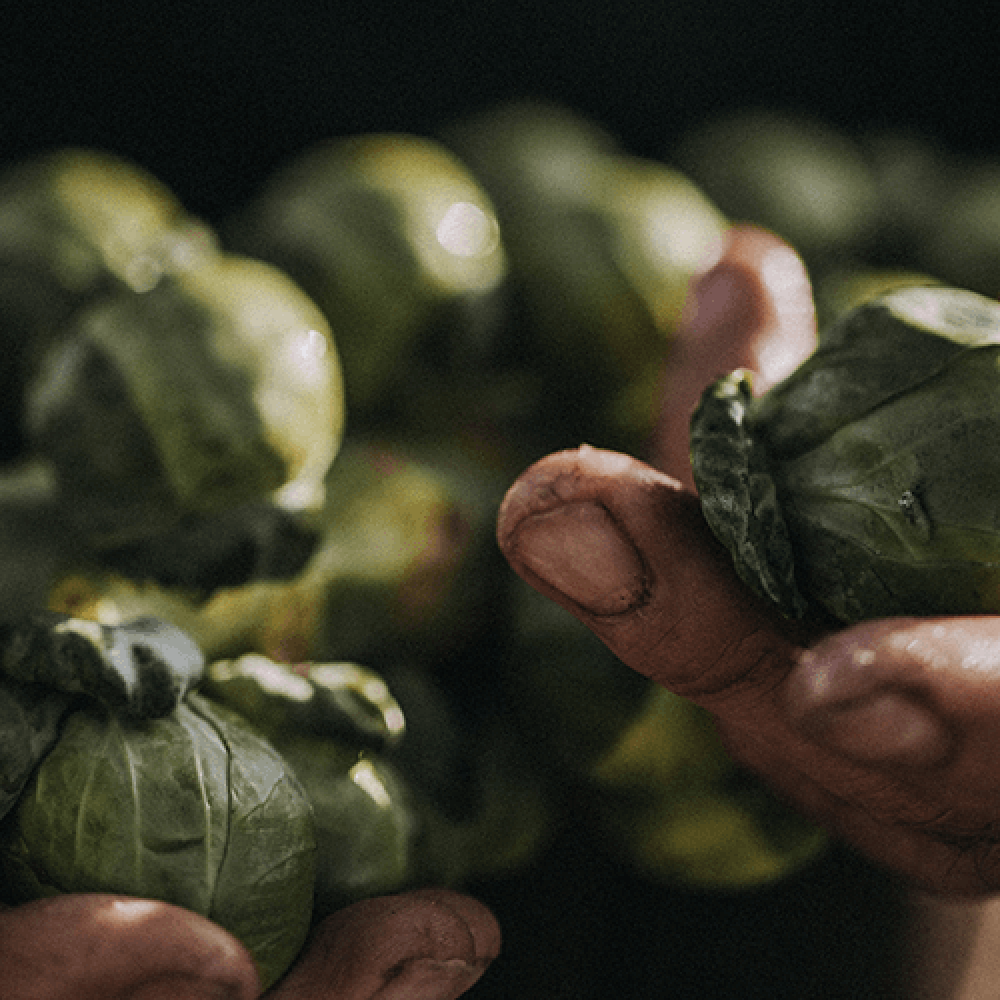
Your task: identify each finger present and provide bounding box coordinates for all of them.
[652,225,817,488]
[497,444,1000,895]
[270,889,500,1000]
[0,894,260,1000]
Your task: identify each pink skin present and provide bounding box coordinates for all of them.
[497,227,1000,995]
[0,890,500,999]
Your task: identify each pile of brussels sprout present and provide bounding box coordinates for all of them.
[0,101,994,988]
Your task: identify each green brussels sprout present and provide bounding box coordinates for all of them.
[690,284,1000,624]
[675,109,877,274]
[0,614,315,991]
[224,134,507,419]
[201,655,412,917]
[26,254,345,547]
[53,438,501,668]
[0,148,216,459]
[0,693,315,990]
[443,101,725,453]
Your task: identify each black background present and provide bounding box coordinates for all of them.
[3,3,994,997]
[4,1,1000,219]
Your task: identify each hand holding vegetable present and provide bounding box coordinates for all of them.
[0,614,500,998]
[498,225,1000,895]
[497,226,1000,996]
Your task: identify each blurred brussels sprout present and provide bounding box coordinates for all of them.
[50,438,500,667]
[691,284,1000,624]
[861,129,955,268]
[26,253,344,547]
[0,614,314,990]
[202,655,413,915]
[0,148,216,458]
[203,655,405,753]
[675,109,877,275]
[505,582,823,888]
[444,100,725,452]
[224,134,507,418]
[918,159,1000,298]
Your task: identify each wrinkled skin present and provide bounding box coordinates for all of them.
[498,227,1000,997]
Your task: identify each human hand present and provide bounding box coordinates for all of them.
[0,888,499,999]
[497,224,1000,899]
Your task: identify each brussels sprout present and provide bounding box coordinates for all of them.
[0,613,315,990]
[201,655,412,916]
[0,148,215,458]
[52,438,501,667]
[224,134,507,419]
[444,101,725,452]
[675,109,877,274]
[26,254,344,546]
[691,284,1000,624]
[0,692,315,990]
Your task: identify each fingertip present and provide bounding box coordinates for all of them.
[403,889,502,966]
[273,890,500,1000]
[496,444,801,704]
[0,895,260,1000]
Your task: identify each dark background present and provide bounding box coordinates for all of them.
[4,1,999,219]
[3,3,993,996]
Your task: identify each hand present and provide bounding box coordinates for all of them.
[496,226,1000,994]
[0,888,500,1000]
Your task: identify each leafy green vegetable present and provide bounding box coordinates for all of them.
[0,614,315,989]
[0,612,205,720]
[0,691,316,990]
[26,254,344,548]
[224,134,507,420]
[691,285,1000,624]
[201,655,413,914]
[444,100,725,453]
[0,148,216,460]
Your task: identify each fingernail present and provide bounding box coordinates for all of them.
[789,651,951,768]
[508,502,646,616]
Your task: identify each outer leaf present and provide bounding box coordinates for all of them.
[0,679,73,822]
[689,370,809,618]
[0,612,204,719]
[189,695,316,989]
